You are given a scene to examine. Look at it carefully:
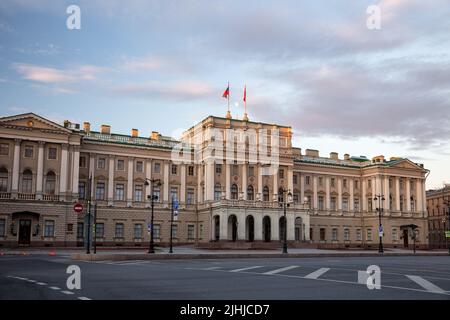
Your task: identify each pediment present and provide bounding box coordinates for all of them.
[0,113,72,134]
[389,159,424,170]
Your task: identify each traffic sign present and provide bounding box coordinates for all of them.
[445,231,450,238]
[173,200,179,210]
[74,203,83,213]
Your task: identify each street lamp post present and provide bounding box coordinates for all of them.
[144,178,161,254]
[374,194,385,254]
[279,188,293,254]
[169,195,175,254]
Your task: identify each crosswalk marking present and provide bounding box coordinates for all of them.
[36,282,47,286]
[406,275,446,294]
[49,286,61,290]
[263,266,299,275]
[78,297,92,300]
[61,290,74,295]
[304,268,330,279]
[229,266,264,273]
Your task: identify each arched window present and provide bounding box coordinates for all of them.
[214,183,222,201]
[22,169,33,193]
[0,167,8,192]
[247,185,254,201]
[231,184,238,200]
[263,186,269,202]
[45,171,56,195]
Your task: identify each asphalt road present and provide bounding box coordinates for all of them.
[1,254,450,300]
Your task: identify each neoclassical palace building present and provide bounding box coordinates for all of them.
[0,112,429,249]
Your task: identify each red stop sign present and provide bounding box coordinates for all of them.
[74,203,83,213]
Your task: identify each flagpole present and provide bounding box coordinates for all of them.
[227,81,230,113]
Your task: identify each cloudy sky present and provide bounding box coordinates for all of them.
[0,0,449,189]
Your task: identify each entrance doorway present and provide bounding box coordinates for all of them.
[228,215,238,242]
[246,215,254,242]
[263,216,271,242]
[18,219,31,245]
[403,229,409,248]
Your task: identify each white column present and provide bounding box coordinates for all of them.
[300,173,305,204]
[257,164,263,200]
[163,162,169,203]
[71,146,80,200]
[36,141,45,199]
[416,179,422,213]
[286,213,295,241]
[406,178,411,212]
[225,163,231,199]
[273,171,278,202]
[59,144,69,199]
[242,164,247,200]
[89,154,95,198]
[313,176,318,209]
[180,164,186,204]
[325,176,330,210]
[107,156,115,205]
[127,157,134,206]
[254,213,263,240]
[11,139,21,195]
[197,164,202,203]
[237,212,245,240]
[362,179,367,211]
[271,213,279,241]
[422,180,427,214]
[145,160,152,201]
[384,176,390,210]
[395,177,401,211]
[349,179,354,211]
[219,211,228,240]
[205,161,214,201]
[287,167,293,192]
[337,178,342,210]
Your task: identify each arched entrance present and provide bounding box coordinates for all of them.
[246,215,254,242]
[279,216,286,242]
[263,216,271,242]
[213,215,220,241]
[295,217,303,241]
[228,215,238,241]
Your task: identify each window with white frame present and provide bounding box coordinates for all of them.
[0,219,5,236]
[215,164,222,174]
[392,228,398,241]
[154,163,161,174]
[134,224,142,239]
[367,228,372,241]
[44,220,55,237]
[354,198,360,211]
[187,188,195,204]
[187,224,195,240]
[332,228,338,241]
[24,145,34,158]
[48,147,57,160]
[96,182,105,200]
[78,182,86,200]
[171,225,178,238]
[0,143,9,156]
[171,164,177,175]
[22,169,33,193]
[135,161,144,173]
[134,185,143,202]
[115,223,124,238]
[330,197,337,211]
[153,224,161,239]
[318,196,324,210]
[188,166,194,176]
[214,184,222,201]
[0,167,8,192]
[344,228,350,241]
[116,159,125,171]
[305,176,311,185]
[97,157,106,169]
[342,197,349,211]
[95,223,104,238]
[356,229,362,241]
[170,187,178,201]
[153,187,160,202]
[115,184,125,201]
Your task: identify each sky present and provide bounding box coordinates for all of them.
[0,0,449,190]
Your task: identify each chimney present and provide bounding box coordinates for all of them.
[83,122,91,133]
[101,124,111,134]
[305,149,319,157]
[131,128,139,137]
[151,131,160,140]
[344,154,350,160]
[330,152,339,160]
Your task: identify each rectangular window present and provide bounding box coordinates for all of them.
[135,161,144,173]
[116,159,125,171]
[153,224,161,239]
[154,163,161,174]
[24,145,34,158]
[248,166,254,177]
[320,228,326,241]
[319,177,323,187]
[187,188,195,204]
[78,182,86,200]
[279,169,284,179]
[305,176,311,185]
[95,223,104,238]
[342,198,349,211]
[79,156,86,168]
[0,219,5,236]
[344,228,350,241]
[97,157,106,169]
[188,166,194,176]
[200,224,204,239]
[0,143,9,156]
[77,222,84,238]
[392,228,398,241]
[134,224,142,239]
[48,147,57,160]
[354,198,360,211]
[115,223,124,238]
[293,174,298,185]
[215,164,222,174]
[318,196,324,210]
[96,182,105,200]
[44,220,55,237]
[134,185,143,202]
[171,225,178,238]
[170,187,178,201]
[0,175,8,192]
[115,184,125,201]
[343,179,347,188]
[367,229,372,241]
[232,165,238,176]
[368,198,373,211]
[171,164,178,175]
[153,188,160,202]
[330,197,337,211]
[354,180,359,189]
[187,224,195,240]
[332,228,338,241]
[356,229,362,241]
[331,178,335,187]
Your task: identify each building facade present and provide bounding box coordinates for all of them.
[0,112,429,249]
[426,184,450,249]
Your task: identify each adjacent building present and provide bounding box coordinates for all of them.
[426,184,450,249]
[0,112,429,249]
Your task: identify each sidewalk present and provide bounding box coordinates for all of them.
[2,245,447,260]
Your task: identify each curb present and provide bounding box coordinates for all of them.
[71,252,450,261]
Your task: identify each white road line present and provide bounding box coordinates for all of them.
[304,268,330,279]
[78,297,92,300]
[27,279,36,283]
[61,290,75,295]
[49,286,61,290]
[229,266,264,273]
[202,266,222,270]
[114,260,148,265]
[263,266,299,275]
[406,275,446,294]
[36,282,47,286]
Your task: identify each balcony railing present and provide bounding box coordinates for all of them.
[18,193,36,200]
[42,194,60,201]
[0,192,11,199]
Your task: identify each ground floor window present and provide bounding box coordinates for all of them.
[44,220,55,237]
[153,224,161,239]
[367,228,372,241]
[320,228,326,241]
[95,223,104,238]
[187,224,195,240]
[332,228,338,241]
[356,229,362,241]
[0,219,5,236]
[134,224,142,239]
[171,225,178,238]
[199,224,203,240]
[310,228,313,241]
[115,223,124,238]
[344,228,350,241]
[392,228,398,241]
[77,222,84,238]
